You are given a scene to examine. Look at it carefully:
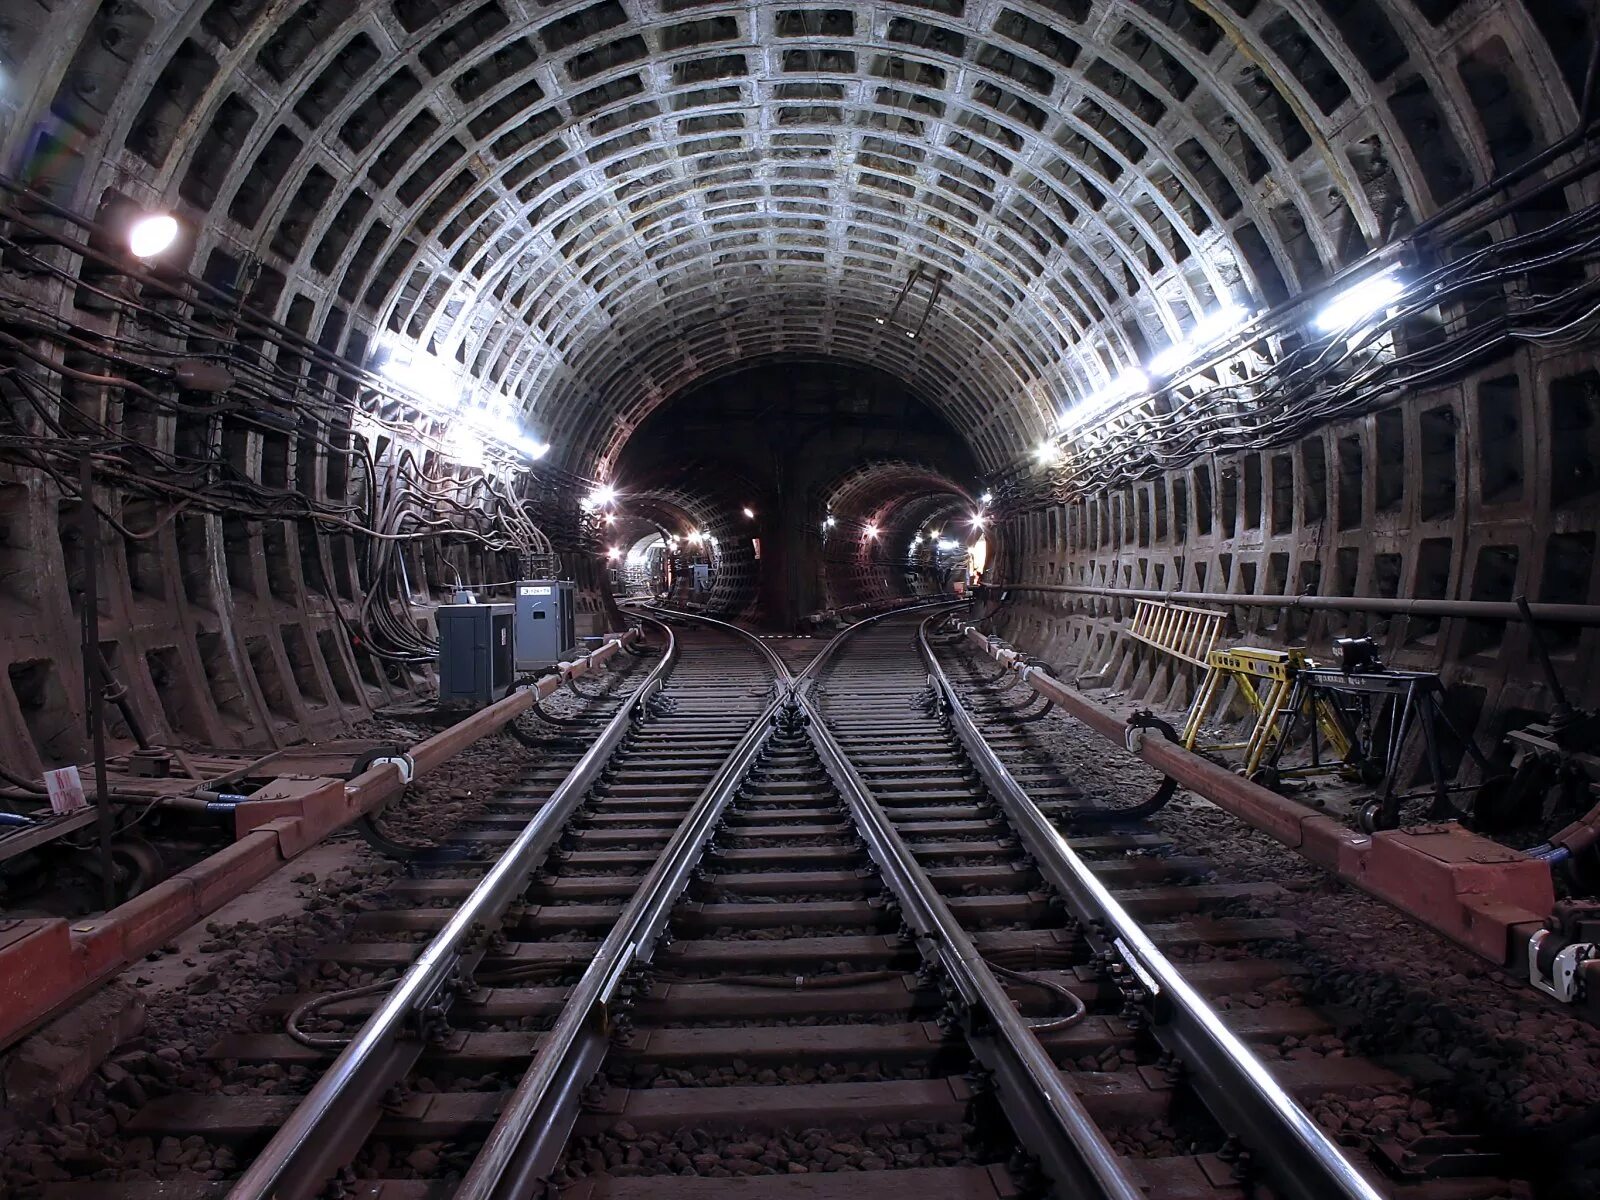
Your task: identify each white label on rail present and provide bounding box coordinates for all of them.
[1114,937,1161,997]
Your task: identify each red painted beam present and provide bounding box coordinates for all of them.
[0,632,640,1051]
[960,625,1553,966]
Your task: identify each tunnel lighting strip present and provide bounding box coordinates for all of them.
[1008,190,1600,506]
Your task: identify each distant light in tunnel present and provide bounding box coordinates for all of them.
[603,512,616,524]
[742,507,755,519]
[687,529,704,545]
[1034,440,1061,466]
[979,492,992,505]
[606,546,622,561]
[822,515,836,531]
[128,213,179,259]
[1314,265,1406,334]
[865,524,878,539]
[970,513,986,528]
[938,538,959,551]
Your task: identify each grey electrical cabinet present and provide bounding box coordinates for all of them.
[514,579,577,673]
[436,602,516,706]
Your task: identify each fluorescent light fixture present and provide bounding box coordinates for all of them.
[742,507,755,519]
[1146,302,1250,379]
[1314,265,1406,334]
[1060,367,1150,432]
[1193,302,1250,347]
[378,341,462,413]
[461,405,549,462]
[444,426,485,470]
[128,213,179,259]
[1146,342,1191,377]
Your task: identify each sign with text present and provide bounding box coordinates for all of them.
[44,766,88,815]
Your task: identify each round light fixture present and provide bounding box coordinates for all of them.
[128,213,179,259]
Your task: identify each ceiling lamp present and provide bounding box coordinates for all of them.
[128,213,179,259]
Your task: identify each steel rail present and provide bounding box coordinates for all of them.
[458,599,962,1196]
[917,615,1388,1200]
[456,685,787,1198]
[225,617,679,1200]
[799,666,1147,1200]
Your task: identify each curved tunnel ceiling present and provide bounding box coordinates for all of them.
[6,0,1586,474]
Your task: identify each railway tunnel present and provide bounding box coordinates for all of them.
[5,0,1600,1195]
[3,0,1598,760]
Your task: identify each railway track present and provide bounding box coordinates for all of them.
[36,606,1527,1199]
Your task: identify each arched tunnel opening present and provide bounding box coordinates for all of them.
[7,0,1600,1191]
[607,359,980,624]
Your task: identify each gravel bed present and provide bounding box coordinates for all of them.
[555,1119,991,1181]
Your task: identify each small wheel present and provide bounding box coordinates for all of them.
[1358,800,1385,833]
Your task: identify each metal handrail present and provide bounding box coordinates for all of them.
[916,615,1387,1200]
[226,618,679,1200]
[801,670,1145,1200]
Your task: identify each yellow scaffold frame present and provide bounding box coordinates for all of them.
[1182,646,1352,775]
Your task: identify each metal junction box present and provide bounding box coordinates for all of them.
[436,602,516,706]
[515,579,577,673]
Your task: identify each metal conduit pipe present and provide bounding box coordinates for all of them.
[992,583,1600,626]
[918,617,1384,1200]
